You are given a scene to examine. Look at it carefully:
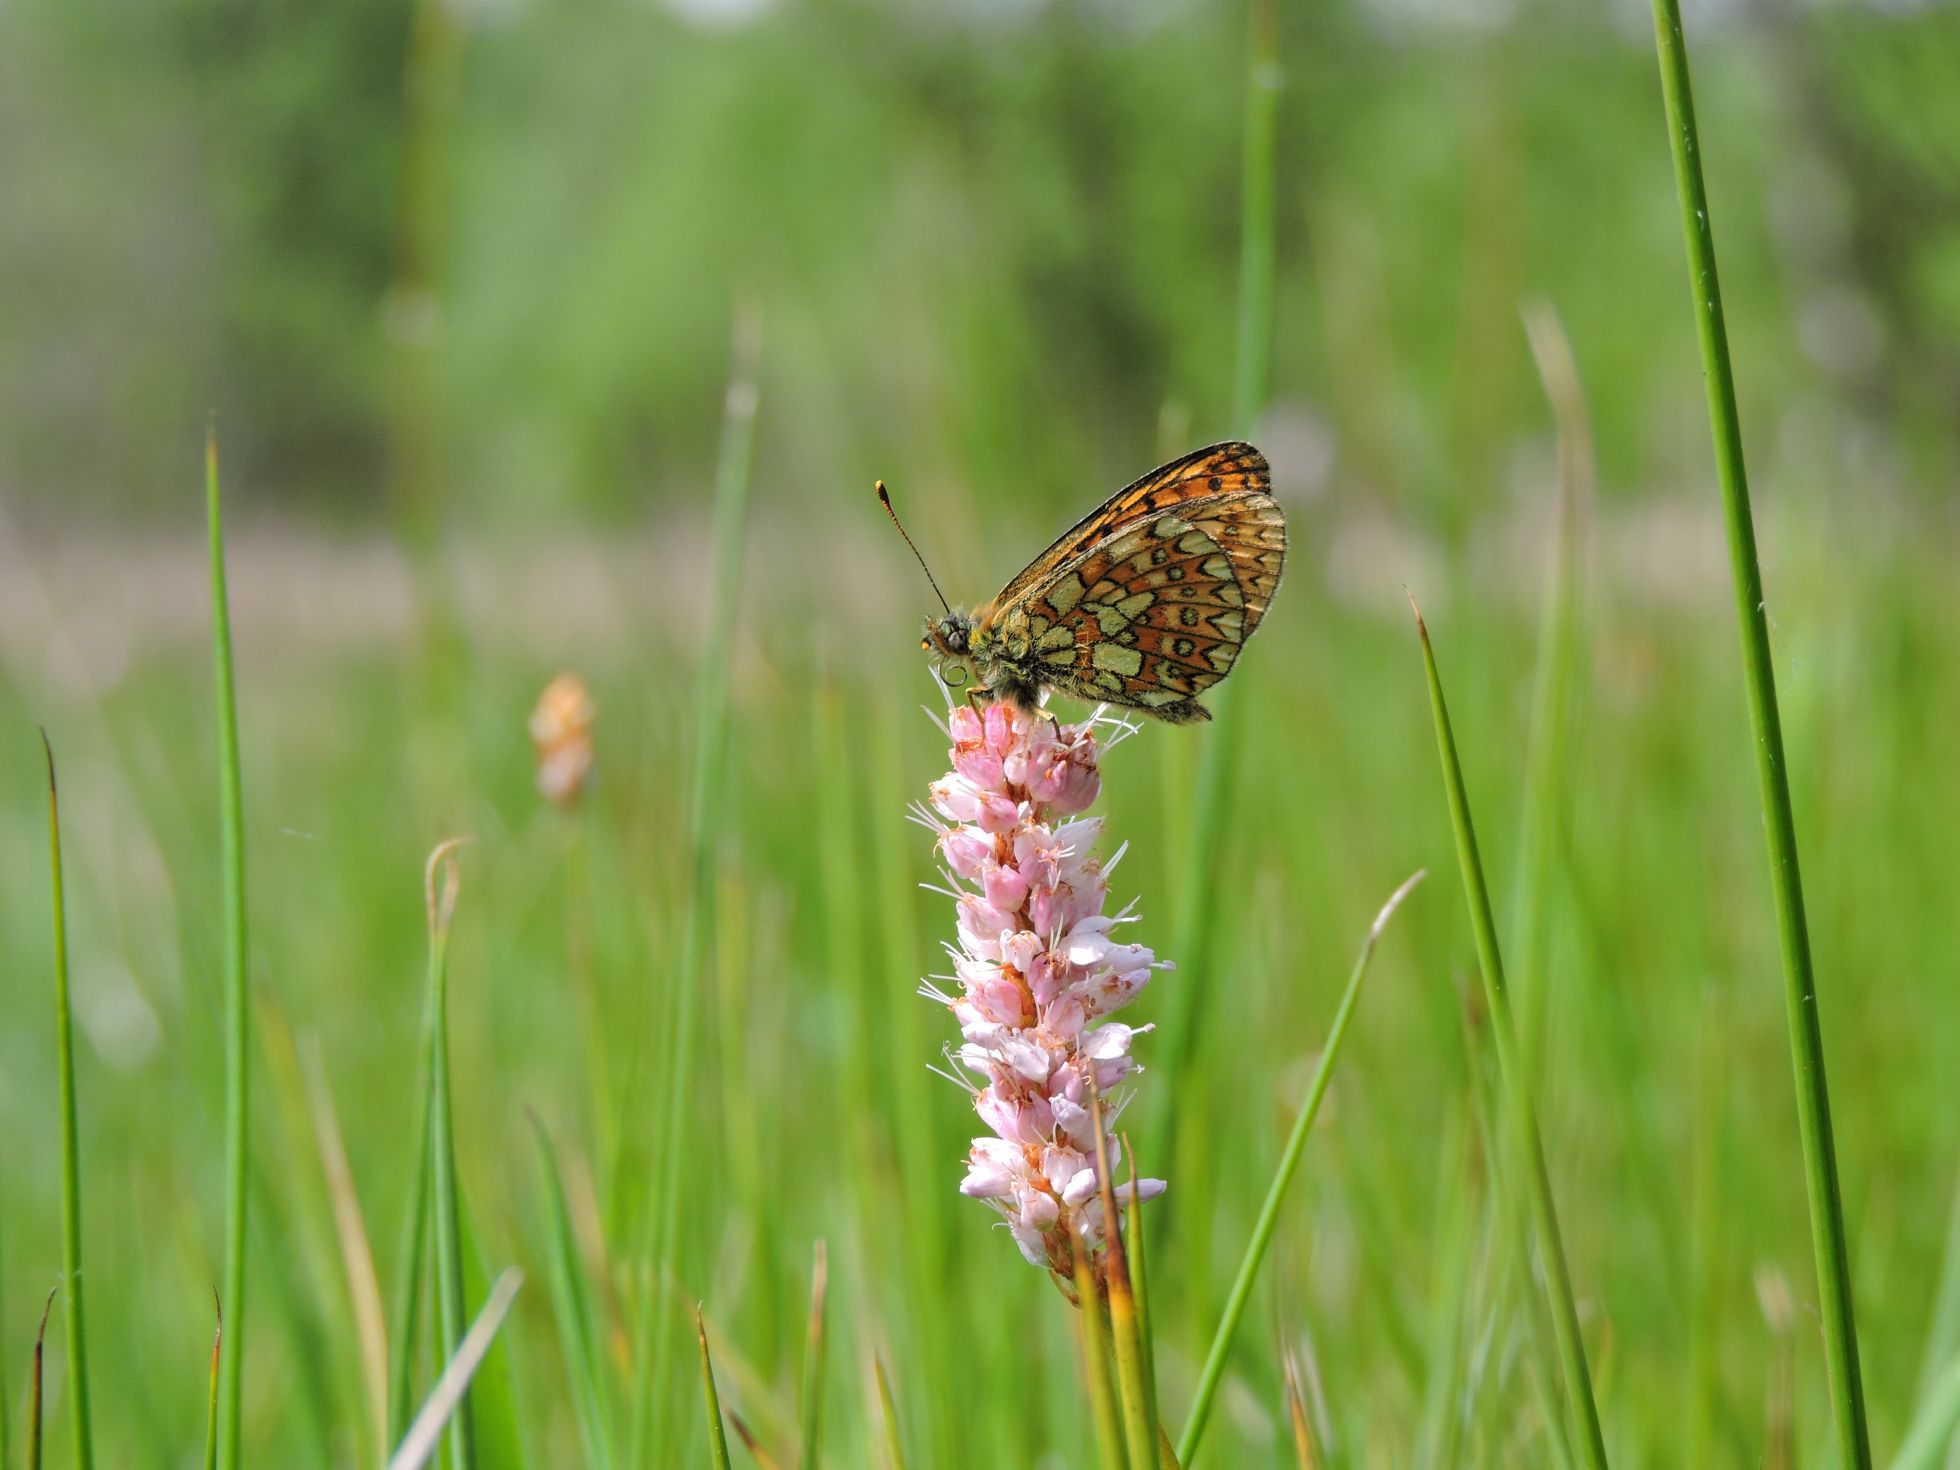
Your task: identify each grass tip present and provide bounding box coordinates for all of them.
[1371,869,1426,941]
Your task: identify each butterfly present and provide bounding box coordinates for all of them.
[880,442,1285,723]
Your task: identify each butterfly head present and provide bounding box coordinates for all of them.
[922,610,979,687]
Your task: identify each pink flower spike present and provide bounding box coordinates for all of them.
[916,693,1171,1285]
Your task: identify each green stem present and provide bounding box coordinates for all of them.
[424,843,471,1469]
[43,738,93,1470]
[796,1241,828,1470]
[1072,1255,1128,1470]
[1089,1092,1157,1470]
[1646,5,1870,1464]
[1414,607,1608,1470]
[207,428,250,1470]
[1150,0,1280,1188]
[630,308,762,1465]
[389,962,439,1444]
[1177,870,1423,1465]
[1230,0,1279,437]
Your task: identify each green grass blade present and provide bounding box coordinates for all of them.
[389,930,441,1446]
[871,1356,905,1470]
[694,1309,731,1470]
[1646,6,1870,1463]
[41,736,93,1470]
[1229,0,1278,436]
[796,1241,828,1470]
[29,1290,54,1470]
[424,842,473,1470]
[301,1040,391,1461]
[1510,302,1591,1073]
[1177,870,1423,1465]
[387,1271,523,1470]
[204,1297,222,1470]
[1122,1142,1160,1449]
[1918,1165,1960,1407]
[206,426,252,1470]
[1413,605,1608,1470]
[629,307,762,1466]
[1891,1353,1960,1470]
[530,1117,614,1470]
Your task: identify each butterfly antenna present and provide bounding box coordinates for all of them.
[877,480,954,616]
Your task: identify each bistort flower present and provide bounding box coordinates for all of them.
[529,672,596,807]
[915,698,1168,1291]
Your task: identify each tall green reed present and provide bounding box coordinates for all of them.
[1647,4,1870,1462]
[207,429,252,1470]
[1414,605,1608,1469]
[532,1118,614,1469]
[41,736,92,1470]
[1511,302,1591,1074]
[389,854,444,1446]
[1151,0,1279,1187]
[424,843,471,1469]
[629,306,762,1465]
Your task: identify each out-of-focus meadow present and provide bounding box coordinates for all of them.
[3,0,1960,1463]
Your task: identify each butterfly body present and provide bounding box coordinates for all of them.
[919,442,1285,724]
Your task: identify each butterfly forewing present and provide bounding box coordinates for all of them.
[987,442,1274,612]
[979,442,1286,721]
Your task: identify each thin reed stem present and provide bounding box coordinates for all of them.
[1151,0,1281,1184]
[205,426,250,1470]
[1178,870,1423,1465]
[389,947,440,1444]
[1089,1090,1157,1470]
[1072,1252,1127,1470]
[796,1241,828,1470]
[42,737,93,1469]
[532,1117,615,1470]
[630,305,762,1465]
[1647,5,1869,1463]
[425,843,472,1469]
[1414,605,1608,1469]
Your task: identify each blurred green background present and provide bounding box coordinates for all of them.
[3,0,1960,1463]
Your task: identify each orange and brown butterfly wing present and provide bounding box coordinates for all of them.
[979,450,1285,721]
[988,442,1273,613]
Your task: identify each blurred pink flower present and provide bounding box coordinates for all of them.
[529,672,596,807]
[917,700,1167,1288]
